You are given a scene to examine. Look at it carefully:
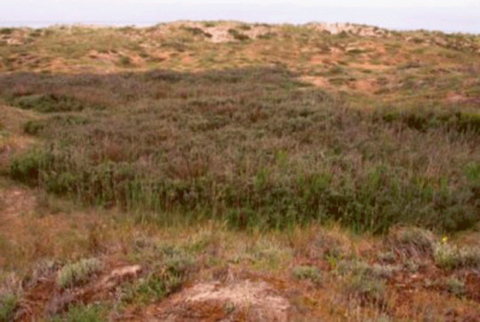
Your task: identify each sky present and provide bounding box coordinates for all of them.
[0,0,479,33]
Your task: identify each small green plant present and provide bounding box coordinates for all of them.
[202,21,217,28]
[388,227,435,256]
[446,278,465,297]
[118,56,132,66]
[377,251,395,263]
[133,272,182,303]
[228,29,250,41]
[0,28,13,35]
[11,94,91,113]
[10,149,53,186]
[343,273,386,304]
[238,24,252,31]
[464,162,480,182]
[23,120,45,135]
[292,265,322,283]
[337,260,400,279]
[0,294,17,322]
[404,259,421,273]
[183,27,212,38]
[257,32,276,40]
[124,251,195,304]
[50,304,106,322]
[57,258,103,288]
[434,243,480,270]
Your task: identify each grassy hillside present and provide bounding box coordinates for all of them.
[0,22,479,321]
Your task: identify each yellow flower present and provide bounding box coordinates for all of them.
[442,236,448,244]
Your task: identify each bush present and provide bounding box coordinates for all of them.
[10,149,53,186]
[50,304,106,322]
[388,227,436,256]
[228,29,250,41]
[11,94,88,113]
[23,120,45,135]
[375,108,480,135]
[0,294,17,322]
[446,278,465,297]
[337,260,400,279]
[343,274,386,304]
[3,68,480,234]
[126,252,195,304]
[23,116,89,136]
[292,266,322,283]
[183,27,212,38]
[0,28,13,35]
[456,112,480,134]
[434,243,480,270]
[118,56,132,66]
[57,258,103,288]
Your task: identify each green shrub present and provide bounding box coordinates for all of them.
[183,27,212,38]
[23,120,46,135]
[57,258,103,288]
[343,274,386,304]
[0,28,13,35]
[126,252,195,304]
[388,227,436,256]
[464,162,480,183]
[228,29,250,41]
[202,22,217,28]
[10,149,54,186]
[446,278,465,297]
[292,266,322,283]
[118,56,132,66]
[337,260,400,279]
[375,108,480,134]
[0,294,17,322]
[11,94,89,113]
[257,32,277,40]
[24,116,89,136]
[2,68,479,234]
[50,304,106,322]
[238,24,252,31]
[434,243,480,270]
[133,272,182,303]
[456,112,480,133]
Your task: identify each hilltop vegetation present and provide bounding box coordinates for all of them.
[0,22,479,321]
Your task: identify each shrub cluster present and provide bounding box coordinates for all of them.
[2,67,479,233]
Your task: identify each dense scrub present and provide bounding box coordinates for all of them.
[1,67,479,233]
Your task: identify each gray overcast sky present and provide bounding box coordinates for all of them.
[1,0,479,33]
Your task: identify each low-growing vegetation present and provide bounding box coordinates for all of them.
[434,243,480,269]
[292,265,322,283]
[50,304,107,322]
[57,258,103,288]
[1,67,478,234]
[0,294,17,322]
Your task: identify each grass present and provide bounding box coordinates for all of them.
[122,249,196,304]
[434,243,480,270]
[228,29,250,41]
[388,227,436,256]
[446,278,465,297]
[292,266,322,283]
[342,271,386,305]
[49,304,107,322]
[1,67,478,234]
[0,294,17,322]
[57,258,103,288]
